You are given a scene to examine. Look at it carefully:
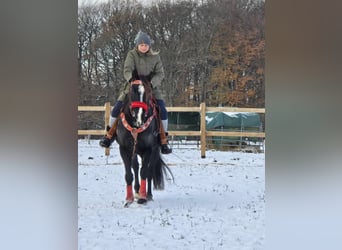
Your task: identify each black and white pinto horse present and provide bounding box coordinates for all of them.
[116,74,173,207]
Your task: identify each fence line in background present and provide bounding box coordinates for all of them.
[78,102,265,158]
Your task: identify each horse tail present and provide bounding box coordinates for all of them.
[150,149,165,190]
[150,149,174,190]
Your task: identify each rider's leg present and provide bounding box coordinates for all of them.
[156,99,172,154]
[99,82,130,148]
[99,101,123,148]
[107,101,123,138]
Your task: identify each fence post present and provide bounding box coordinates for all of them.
[200,102,206,158]
[104,102,111,156]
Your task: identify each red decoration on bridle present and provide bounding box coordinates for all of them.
[130,101,148,112]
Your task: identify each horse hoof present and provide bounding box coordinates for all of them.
[124,200,134,208]
[147,195,153,201]
[137,198,147,204]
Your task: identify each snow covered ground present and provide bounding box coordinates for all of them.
[78,139,265,250]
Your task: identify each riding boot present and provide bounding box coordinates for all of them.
[99,118,119,148]
[159,120,172,154]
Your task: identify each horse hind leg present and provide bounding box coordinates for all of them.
[147,178,153,201]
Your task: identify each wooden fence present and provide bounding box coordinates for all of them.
[78,102,265,158]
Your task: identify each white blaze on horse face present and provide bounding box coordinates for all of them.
[137,107,143,126]
[138,84,145,102]
[136,83,145,127]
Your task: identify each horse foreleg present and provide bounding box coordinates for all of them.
[124,185,133,206]
[120,147,134,206]
[137,179,147,204]
[137,152,153,204]
[124,167,134,201]
[137,172,153,203]
[132,155,140,198]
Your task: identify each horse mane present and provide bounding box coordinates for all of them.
[131,69,153,99]
[126,70,155,113]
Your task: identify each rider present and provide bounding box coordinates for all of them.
[99,31,172,154]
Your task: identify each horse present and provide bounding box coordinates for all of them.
[116,74,173,207]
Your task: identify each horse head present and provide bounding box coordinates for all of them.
[128,75,154,128]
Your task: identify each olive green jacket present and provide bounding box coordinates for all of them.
[118,48,165,101]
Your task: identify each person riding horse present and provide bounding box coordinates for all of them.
[116,76,172,205]
[99,31,172,154]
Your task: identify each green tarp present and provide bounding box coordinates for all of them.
[168,111,262,143]
[168,111,261,130]
[206,112,261,129]
[206,112,262,145]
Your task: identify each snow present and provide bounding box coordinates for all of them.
[78,139,265,250]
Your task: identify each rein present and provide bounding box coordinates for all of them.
[120,108,156,135]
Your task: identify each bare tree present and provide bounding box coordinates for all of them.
[144,0,198,105]
[78,0,265,111]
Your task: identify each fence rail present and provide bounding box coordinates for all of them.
[78,102,265,158]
